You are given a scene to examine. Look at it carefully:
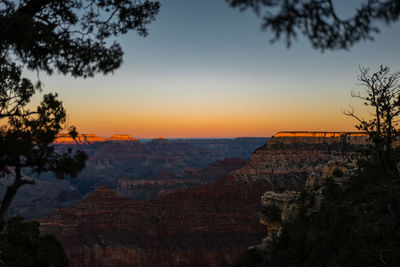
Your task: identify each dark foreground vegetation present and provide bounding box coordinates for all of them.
[1,0,400,265]
[239,66,400,266]
[239,155,400,266]
[0,217,68,266]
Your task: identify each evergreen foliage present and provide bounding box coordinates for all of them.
[0,0,160,232]
[226,0,400,51]
[0,0,160,77]
[0,61,88,230]
[0,216,68,267]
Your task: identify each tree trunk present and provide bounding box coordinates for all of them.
[0,164,23,231]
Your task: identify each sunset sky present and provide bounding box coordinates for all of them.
[30,0,400,138]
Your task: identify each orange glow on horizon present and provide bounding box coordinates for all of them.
[67,112,358,138]
[62,96,364,138]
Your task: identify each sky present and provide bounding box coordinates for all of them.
[30,0,400,138]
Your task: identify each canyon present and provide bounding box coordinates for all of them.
[2,137,265,219]
[39,131,368,266]
[117,158,247,200]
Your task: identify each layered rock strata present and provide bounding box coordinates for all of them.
[230,131,366,190]
[117,158,247,200]
[8,139,264,220]
[39,131,367,266]
[39,182,269,267]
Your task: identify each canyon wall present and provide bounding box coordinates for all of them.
[178,137,268,160]
[38,131,368,266]
[39,182,269,267]
[5,138,263,220]
[229,131,365,191]
[117,158,247,200]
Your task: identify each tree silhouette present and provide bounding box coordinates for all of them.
[0,0,160,231]
[344,66,400,234]
[0,0,160,77]
[226,0,400,51]
[0,60,87,230]
[345,66,400,181]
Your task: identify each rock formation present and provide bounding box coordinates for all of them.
[229,131,366,190]
[39,182,269,267]
[5,138,265,220]
[259,159,353,237]
[53,139,224,195]
[250,162,352,261]
[54,133,139,144]
[271,131,369,144]
[51,138,266,197]
[54,133,106,144]
[0,175,82,220]
[38,131,367,266]
[179,137,268,160]
[117,158,247,200]
[107,134,139,141]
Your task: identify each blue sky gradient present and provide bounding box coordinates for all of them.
[31,0,400,138]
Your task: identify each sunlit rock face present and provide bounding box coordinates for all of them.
[271,131,369,145]
[54,133,139,144]
[54,133,106,144]
[272,131,368,138]
[107,134,139,141]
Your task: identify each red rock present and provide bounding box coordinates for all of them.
[40,180,266,266]
[117,158,247,200]
[54,133,139,144]
[40,133,367,266]
[107,134,139,141]
[54,133,106,144]
[200,158,247,180]
[40,181,268,267]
